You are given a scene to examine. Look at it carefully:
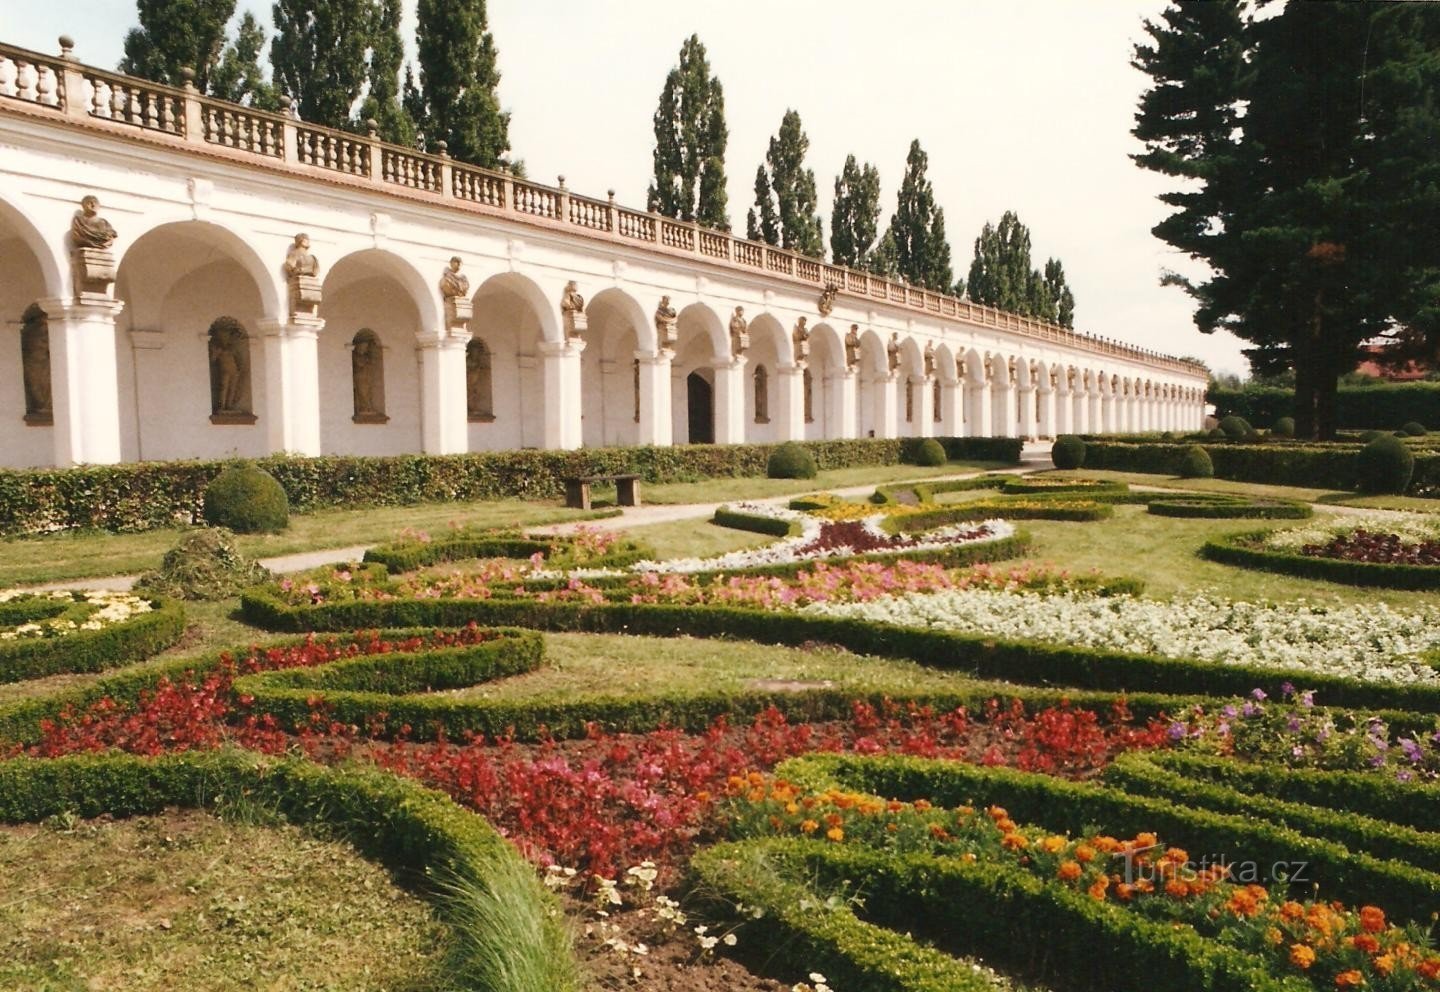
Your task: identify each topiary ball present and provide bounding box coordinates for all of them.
[1051,435,1086,470]
[1356,434,1415,495]
[202,464,290,533]
[1272,416,1296,438]
[1176,444,1214,479]
[766,442,818,480]
[914,438,947,467]
[1208,428,1225,438]
[1218,415,1252,440]
[1359,430,1385,443]
[1402,421,1428,437]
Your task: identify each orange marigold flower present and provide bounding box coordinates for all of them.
[1116,882,1135,902]
[1133,878,1155,894]
[1001,832,1028,850]
[1359,906,1386,934]
[1134,832,1158,848]
[1280,901,1305,920]
[1226,890,1261,918]
[1265,928,1284,946]
[987,805,1007,820]
[1373,954,1394,978]
[1075,844,1097,863]
[1351,934,1380,955]
[912,798,932,811]
[824,813,843,828]
[929,824,951,841]
[1164,879,1190,899]
[886,822,899,833]
[1087,877,1110,901]
[1042,836,1067,854]
[1417,958,1440,980]
[1057,861,1083,882]
[1092,836,1121,853]
[1334,969,1365,988]
[1289,944,1316,970]
[800,819,819,834]
[996,817,1017,833]
[826,826,844,843]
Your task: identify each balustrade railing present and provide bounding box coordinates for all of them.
[0,36,1206,378]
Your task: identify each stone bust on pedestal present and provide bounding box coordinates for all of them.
[69,195,118,300]
[284,233,322,318]
[441,256,472,330]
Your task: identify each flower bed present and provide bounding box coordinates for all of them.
[1205,515,1440,589]
[998,476,1131,496]
[363,523,647,573]
[0,589,183,683]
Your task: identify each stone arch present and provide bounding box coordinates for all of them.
[744,312,788,442]
[319,249,426,455]
[673,302,724,444]
[0,195,64,466]
[582,287,648,447]
[470,271,553,450]
[115,220,275,461]
[896,336,925,435]
[807,322,846,440]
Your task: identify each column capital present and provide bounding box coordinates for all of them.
[538,337,585,358]
[259,314,325,341]
[37,296,126,321]
[635,348,674,366]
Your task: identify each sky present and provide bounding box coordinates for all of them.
[0,0,1250,377]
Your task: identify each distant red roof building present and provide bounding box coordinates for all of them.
[1354,344,1431,382]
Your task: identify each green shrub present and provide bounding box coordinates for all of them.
[1360,430,1385,443]
[1403,421,1428,437]
[134,528,271,601]
[0,597,185,684]
[1051,435,1086,470]
[766,442,818,480]
[1209,381,1440,431]
[1202,530,1440,590]
[1147,497,1310,520]
[1356,434,1415,494]
[1218,415,1251,440]
[1176,445,1213,479]
[1272,416,1295,438]
[202,464,289,533]
[913,438,947,467]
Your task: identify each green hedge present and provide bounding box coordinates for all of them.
[0,597,184,684]
[1209,382,1440,430]
[710,507,799,538]
[876,474,1015,505]
[695,838,1307,992]
[998,477,1129,496]
[777,754,1440,919]
[1146,497,1313,520]
[1202,530,1440,590]
[0,437,1023,537]
[364,532,652,573]
[236,592,1440,716]
[0,750,581,992]
[888,500,1113,529]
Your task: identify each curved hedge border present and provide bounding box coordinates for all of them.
[710,507,800,538]
[887,499,1113,531]
[236,592,1440,716]
[776,753,1440,919]
[0,750,581,992]
[1146,497,1313,520]
[1202,530,1440,590]
[998,477,1130,496]
[695,839,1305,992]
[364,530,648,573]
[0,595,184,684]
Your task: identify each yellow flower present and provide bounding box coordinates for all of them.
[1289,944,1316,970]
[825,826,844,843]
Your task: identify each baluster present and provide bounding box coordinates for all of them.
[0,57,16,98]
[36,66,56,106]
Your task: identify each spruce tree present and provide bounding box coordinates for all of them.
[888,140,952,291]
[120,0,235,91]
[210,12,280,109]
[360,0,416,145]
[647,35,729,229]
[746,165,778,245]
[410,0,510,166]
[271,0,375,128]
[830,154,881,269]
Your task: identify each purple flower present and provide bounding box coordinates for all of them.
[1286,717,1303,733]
[1251,688,1268,702]
[1221,705,1238,720]
[1242,702,1259,718]
[1168,722,1188,742]
[1299,691,1315,709]
[1397,771,1414,783]
[1280,682,1295,699]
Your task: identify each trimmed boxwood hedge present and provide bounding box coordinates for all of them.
[695,838,1307,992]
[1209,382,1440,431]
[0,437,1024,537]
[1146,497,1312,520]
[777,754,1440,919]
[364,531,651,573]
[236,591,1440,716]
[0,750,580,990]
[1202,530,1440,590]
[710,507,799,538]
[0,596,184,684]
[999,477,1129,496]
[887,499,1114,529]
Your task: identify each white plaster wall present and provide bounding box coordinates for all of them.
[0,233,53,467]
[317,276,423,456]
[468,289,543,451]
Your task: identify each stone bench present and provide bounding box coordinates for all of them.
[562,473,641,511]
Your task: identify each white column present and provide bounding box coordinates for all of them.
[636,349,673,446]
[775,364,805,441]
[991,380,1014,438]
[714,356,747,444]
[1072,388,1089,435]
[259,315,324,456]
[875,374,899,438]
[939,380,964,438]
[1018,385,1037,439]
[968,379,992,437]
[829,368,857,439]
[44,297,126,466]
[536,338,585,450]
[417,331,471,454]
[1037,387,1054,439]
[1054,384,1072,436]
[916,377,935,437]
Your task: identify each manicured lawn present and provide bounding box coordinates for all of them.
[0,810,448,992]
[0,500,608,587]
[621,517,774,561]
[1042,467,1440,513]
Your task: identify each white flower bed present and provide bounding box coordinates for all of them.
[631,502,1015,574]
[1263,513,1440,550]
[803,588,1440,684]
[0,588,155,640]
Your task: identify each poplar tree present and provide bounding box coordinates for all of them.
[830,154,881,269]
[967,211,1034,313]
[408,0,510,166]
[648,35,729,229]
[120,0,235,91]
[1043,258,1076,327]
[209,12,280,109]
[888,140,952,291]
[360,0,416,145]
[746,165,778,245]
[747,110,823,256]
[271,0,374,128]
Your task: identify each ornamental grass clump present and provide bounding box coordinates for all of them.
[1356,434,1415,495]
[1177,444,1214,479]
[767,442,818,480]
[1051,435,1086,470]
[202,464,289,533]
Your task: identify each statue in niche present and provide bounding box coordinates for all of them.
[207,317,252,420]
[284,233,322,317]
[729,306,749,356]
[70,195,117,250]
[654,296,677,348]
[817,283,838,317]
[351,329,386,422]
[466,338,494,420]
[886,333,901,374]
[844,324,861,368]
[923,341,936,378]
[440,257,472,330]
[560,280,586,338]
[20,304,51,424]
[792,316,810,364]
[69,195,118,299]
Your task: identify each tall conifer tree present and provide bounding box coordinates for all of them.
[360,0,416,145]
[210,12,280,109]
[830,155,881,269]
[120,0,235,91]
[408,0,510,166]
[271,0,374,128]
[747,110,822,257]
[888,140,952,291]
[648,35,729,229]
[746,165,778,245]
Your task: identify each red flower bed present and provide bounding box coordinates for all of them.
[792,519,992,557]
[1302,529,1440,566]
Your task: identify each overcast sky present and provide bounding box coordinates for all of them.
[1,0,1249,376]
